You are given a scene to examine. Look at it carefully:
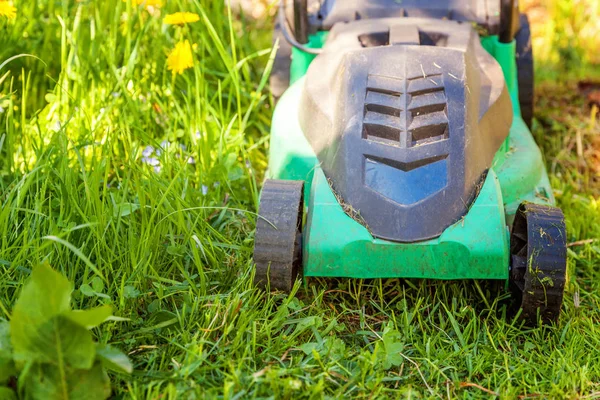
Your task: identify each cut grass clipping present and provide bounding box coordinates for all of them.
[0,0,599,398]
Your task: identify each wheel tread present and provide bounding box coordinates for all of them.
[510,202,567,324]
[253,180,304,292]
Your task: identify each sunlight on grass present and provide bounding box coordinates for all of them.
[523,0,600,79]
[0,0,598,398]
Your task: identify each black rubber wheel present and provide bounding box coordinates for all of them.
[269,9,293,102]
[509,202,567,325]
[515,13,534,129]
[253,179,304,292]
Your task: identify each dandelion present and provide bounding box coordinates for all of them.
[138,0,162,5]
[164,12,200,25]
[167,40,194,75]
[0,1,17,19]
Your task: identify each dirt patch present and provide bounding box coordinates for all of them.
[536,82,600,194]
[578,81,600,108]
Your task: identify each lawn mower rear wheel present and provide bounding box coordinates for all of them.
[253,179,304,292]
[509,202,567,325]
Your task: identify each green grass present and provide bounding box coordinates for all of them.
[1,0,599,398]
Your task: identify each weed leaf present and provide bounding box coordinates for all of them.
[79,284,95,297]
[18,316,95,369]
[79,284,110,300]
[113,203,140,218]
[0,387,16,399]
[11,265,96,368]
[27,362,110,400]
[123,286,140,299]
[96,344,133,374]
[65,306,113,330]
[379,323,404,370]
[0,321,15,384]
[11,264,73,362]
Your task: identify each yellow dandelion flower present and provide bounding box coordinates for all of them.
[0,2,17,19]
[137,0,162,6]
[164,12,200,25]
[167,40,194,75]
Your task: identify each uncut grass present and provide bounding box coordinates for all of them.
[0,0,599,398]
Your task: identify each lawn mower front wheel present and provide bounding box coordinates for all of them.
[509,202,567,325]
[253,179,304,292]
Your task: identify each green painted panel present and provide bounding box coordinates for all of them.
[266,34,555,280]
[303,168,509,280]
[290,32,328,85]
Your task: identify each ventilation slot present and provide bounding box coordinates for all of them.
[418,31,449,47]
[407,74,449,146]
[359,31,389,47]
[363,75,403,142]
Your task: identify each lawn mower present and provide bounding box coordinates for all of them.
[253,0,568,324]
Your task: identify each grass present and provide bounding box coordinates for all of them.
[1,0,599,398]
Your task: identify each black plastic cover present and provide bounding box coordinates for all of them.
[310,0,503,35]
[299,18,512,242]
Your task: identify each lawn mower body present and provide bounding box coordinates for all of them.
[255,0,567,324]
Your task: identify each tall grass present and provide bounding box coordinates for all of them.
[524,0,600,80]
[0,0,270,283]
[0,0,599,398]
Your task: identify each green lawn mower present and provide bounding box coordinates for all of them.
[253,0,567,324]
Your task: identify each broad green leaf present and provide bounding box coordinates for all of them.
[79,284,95,297]
[0,321,12,358]
[0,387,16,400]
[166,245,185,257]
[68,363,111,400]
[123,285,140,299]
[79,284,110,300]
[11,264,73,363]
[90,277,104,294]
[27,362,110,400]
[12,264,72,323]
[96,344,133,374]
[0,321,15,384]
[227,166,244,181]
[0,363,15,386]
[379,322,404,370]
[299,342,319,355]
[113,203,139,218]
[13,315,95,370]
[64,306,113,330]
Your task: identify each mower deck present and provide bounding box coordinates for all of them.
[255,2,567,324]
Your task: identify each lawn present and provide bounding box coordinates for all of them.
[0,0,599,398]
